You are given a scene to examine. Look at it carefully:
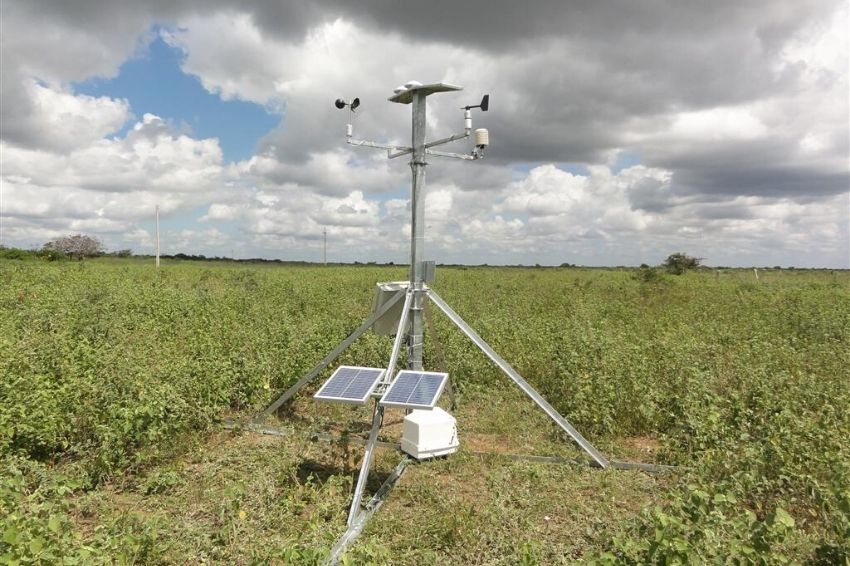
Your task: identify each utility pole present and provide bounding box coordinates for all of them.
[323,228,327,265]
[155,205,160,269]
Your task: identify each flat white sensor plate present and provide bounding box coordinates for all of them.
[388,82,462,104]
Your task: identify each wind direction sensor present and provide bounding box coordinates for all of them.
[259,82,610,552]
[463,94,489,111]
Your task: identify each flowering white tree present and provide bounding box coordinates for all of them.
[43,234,104,260]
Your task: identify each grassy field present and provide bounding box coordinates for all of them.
[1,258,848,564]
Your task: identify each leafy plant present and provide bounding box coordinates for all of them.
[0,260,847,562]
[662,252,702,275]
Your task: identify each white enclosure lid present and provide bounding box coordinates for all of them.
[404,406,456,425]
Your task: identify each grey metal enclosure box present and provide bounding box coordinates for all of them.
[422,260,436,284]
[371,281,409,335]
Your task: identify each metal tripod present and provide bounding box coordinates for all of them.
[257,82,609,530]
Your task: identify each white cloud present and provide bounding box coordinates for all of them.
[496,165,587,217]
[3,112,224,196]
[172,227,230,251]
[0,3,148,85]
[781,1,848,73]
[1,1,847,267]
[161,14,285,108]
[2,80,131,152]
[201,203,239,221]
[668,107,768,142]
[238,148,402,197]
[1,107,229,249]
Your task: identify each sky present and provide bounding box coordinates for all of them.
[1,1,848,268]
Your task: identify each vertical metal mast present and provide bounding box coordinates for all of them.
[155,204,160,269]
[408,92,428,371]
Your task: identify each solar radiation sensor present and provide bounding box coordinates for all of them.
[380,370,449,410]
[314,365,385,404]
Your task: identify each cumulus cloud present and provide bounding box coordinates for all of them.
[0,0,847,266]
[0,81,131,152]
[1,110,229,249]
[237,148,403,197]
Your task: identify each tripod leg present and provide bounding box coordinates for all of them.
[427,290,609,469]
[385,288,414,373]
[255,290,405,421]
[424,302,455,411]
[347,289,412,526]
[348,403,384,527]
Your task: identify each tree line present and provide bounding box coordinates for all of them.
[0,234,741,273]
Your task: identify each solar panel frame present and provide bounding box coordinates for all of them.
[379,370,449,410]
[313,366,385,405]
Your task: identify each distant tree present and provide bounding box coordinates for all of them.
[662,252,702,275]
[635,265,662,283]
[42,234,104,260]
[106,249,133,258]
[0,246,36,260]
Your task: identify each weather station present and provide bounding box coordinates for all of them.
[251,81,645,563]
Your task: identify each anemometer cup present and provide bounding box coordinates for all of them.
[335,97,360,111]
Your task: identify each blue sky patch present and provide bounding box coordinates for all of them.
[74,30,279,163]
[609,151,643,173]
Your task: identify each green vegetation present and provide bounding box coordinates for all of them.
[662,252,703,275]
[1,259,848,563]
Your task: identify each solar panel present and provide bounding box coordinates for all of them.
[313,366,385,404]
[379,370,449,410]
